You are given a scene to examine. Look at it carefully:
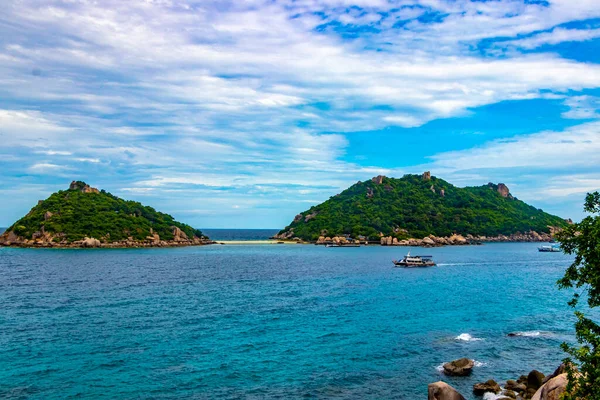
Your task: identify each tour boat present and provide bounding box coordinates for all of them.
[393,252,436,267]
[538,244,561,252]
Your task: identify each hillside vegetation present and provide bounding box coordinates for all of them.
[277,173,568,241]
[6,181,204,243]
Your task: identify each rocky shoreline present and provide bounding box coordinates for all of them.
[0,227,215,249]
[430,360,568,400]
[273,230,557,246]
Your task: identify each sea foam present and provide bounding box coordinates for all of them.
[455,333,483,342]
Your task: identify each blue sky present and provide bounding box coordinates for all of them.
[1,0,600,228]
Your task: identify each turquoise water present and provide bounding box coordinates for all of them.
[202,229,279,241]
[0,243,577,399]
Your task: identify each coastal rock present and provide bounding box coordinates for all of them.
[531,373,567,400]
[448,234,467,245]
[82,237,101,248]
[527,370,546,392]
[293,214,303,222]
[422,237,435,246]
[172,226,188,242]
[428,381,465,400]
[422,171,431,181]
[442,358,474,376]
[473,380,501,395]
[542,364,566,385]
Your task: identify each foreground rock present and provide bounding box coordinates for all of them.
[428,381,465,400]
[532,373,567,400]
[443,358,474,376]
[473,379,501,395]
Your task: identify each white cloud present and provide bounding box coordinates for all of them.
[563,96,600,119]
[503,27,600,50]
[1,0,600,226]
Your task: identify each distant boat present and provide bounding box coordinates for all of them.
[326,243,360,247]
[538,244,561,252]
[393,252,436,267]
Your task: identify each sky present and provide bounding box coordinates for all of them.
[1,0,600,228]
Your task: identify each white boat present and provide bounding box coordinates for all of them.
[538,244,561,252]
[393,252,436,267]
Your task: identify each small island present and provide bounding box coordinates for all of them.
[274,172,570,245]
[0,181,212,248]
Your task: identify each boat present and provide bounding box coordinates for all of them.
[326,243,360,247]
[393,252,436,267]
[538,244,561,252]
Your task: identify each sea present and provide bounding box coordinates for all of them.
[0,229,579,399]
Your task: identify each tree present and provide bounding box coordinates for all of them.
[557,192,600,399]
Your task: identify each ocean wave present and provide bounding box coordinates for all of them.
[508,331,549,338]
[455,333,483,342]
[483,393,506,400]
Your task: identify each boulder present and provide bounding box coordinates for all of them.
[531,374,567,400]
[172,226,188,242]
[371,175,385,185]
[422,171,431,180]
[473,380,501,395]
[448,234,468,245]
[442,358,474,376]
[82,237,101,248]
[527,370,545,392]
[542,364,566,384]
[428,381,465,400]
[497,183,510,198]
[422,237,436,246]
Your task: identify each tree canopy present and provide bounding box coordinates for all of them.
[278,174,568,241]
[7,182,204,242]
[557,192,600,399]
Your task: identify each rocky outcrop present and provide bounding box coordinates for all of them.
[428,381,465,400]
[532,373,567,400]
[473,380,501,396]
[304,212,318,222]
[372,175,384,185]
[172,226,188,241]
[44,211,53,221]
[497,183,510,198]
[443,358,474,376]
[293,214,303,223]
[316,236,361,245]
[69,181,99,194]
[423,171,431,180]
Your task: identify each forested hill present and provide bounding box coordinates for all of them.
[276,173,569,241]
[1,181,205,244]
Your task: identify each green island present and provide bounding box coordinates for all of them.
[275,172,570,243]
[0,181,211,248]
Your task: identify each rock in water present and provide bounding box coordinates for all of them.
[473,379,501,395]
[442,358,474,376]
[531,373,567,400]
[428,381,465,400]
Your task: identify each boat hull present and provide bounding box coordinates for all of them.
[393,261,436,267]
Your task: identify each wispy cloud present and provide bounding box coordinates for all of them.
[0,0,599,226]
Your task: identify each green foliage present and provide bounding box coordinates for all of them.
[557,192,600,400]
[7,183,204,243]
[278,174,568,240]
